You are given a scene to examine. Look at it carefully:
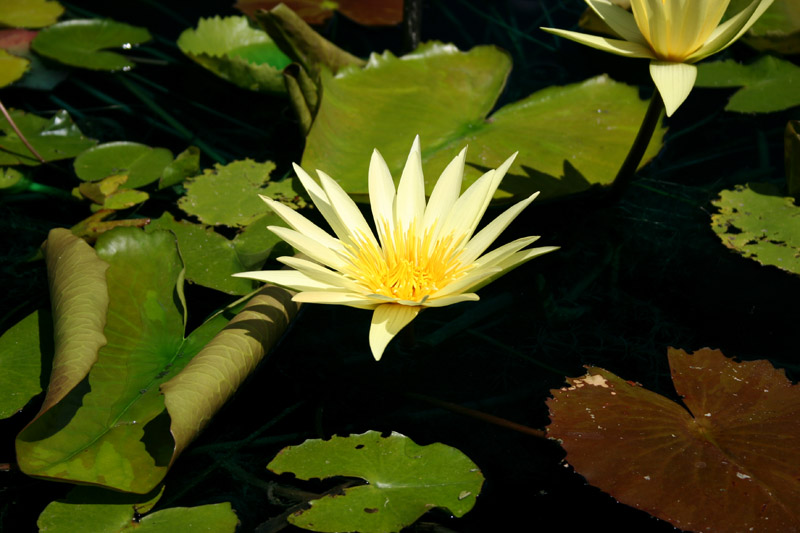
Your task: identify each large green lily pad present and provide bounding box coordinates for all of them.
[38,486,239,532]
[695,56,800,114]
[0,109,97,166]
[146,213,256,295]
[177,15,290,94]
[178,159,279,227]
[16,228,299,493]
[0,0,63,28]
[32,19,151,71]
[547,347,800,531]
[710,182,800,276]
[73,142,174,189]
[268,431,484,533]
[302,42,664,203]
[0,310,49,419]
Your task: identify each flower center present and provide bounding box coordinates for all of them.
[342,221,468,302]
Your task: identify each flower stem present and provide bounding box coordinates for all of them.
[607,90,664,201]
[402,0,422,53]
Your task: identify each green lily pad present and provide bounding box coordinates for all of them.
[146,213,256,295]
[0,310,50,419]
[178,159,278,227]
[695,56,800,114]
[177,16,289,94]
[711,182,800,277]
[0,48,28,87]
[159,146,200,189]
[740,0,800,54]
[16,228,299,492]
[0,0,63,28]
[0,166,24,189]
[32,19,151,71]
[38,486,238,533]
[99,188,149,210]
[268,431,484,533]
[232,212,290,270]
[0,109,97,166]
[302,42,664,203]
[74,142,173,189]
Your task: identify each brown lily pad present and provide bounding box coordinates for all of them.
[547,347,800,532]
[235,0,402,26]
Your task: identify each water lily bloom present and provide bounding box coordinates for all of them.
[542,0,774,116]
[234,137,557,360]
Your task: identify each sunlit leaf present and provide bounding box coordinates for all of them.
[268,430,484,533]
[74,142,173,189]
[695,56,800,114]
[70,210,151,241]
[302,42,664,203]
[177,15,289,94]
[711,182,800,276]
[31,19,151,71]
[0,0,63,29]
[0,310,49,419]
[0,109,97,166]
[0,48,28,86]
[547,347,800,531]
[16,228,299,492]
[787,121,800,198]
[178,159,278,227]
[146,212,256,295]
[37,486,239,532]
[236,0,402,26]
[158,146,200,190]
[0,166,25,189]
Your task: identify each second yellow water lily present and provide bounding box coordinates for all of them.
[542,0,774,116]
[234,137,557,361]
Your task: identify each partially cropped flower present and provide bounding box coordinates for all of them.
[542,0,774,116]
[234,137,557,360]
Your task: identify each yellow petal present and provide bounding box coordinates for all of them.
[258,194,344,254]
[649,61,697,116]
[423,146,466,239]
[540,27,654,59]
[585,0,647,45]
[460,191,539,264]
[292,163,352,242]
[293,291,379,309]
[268,226,347,270]
[318,169,380,249]
[395,135,426,233]
[369,304,421,360]
[232,270,340,292]
[368,148,396,248]
[688,0,773,62]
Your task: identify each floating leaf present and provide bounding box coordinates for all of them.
[146,213,256,295]
[695,56,800,114]
[16,228,298,492]
[787,121,800,198]
[70,210,150,242]
[236,0,402,26]
[302,43,664,203]
[74,142,173,189]
[0,166,25,190]
[547,347,800,532]
[0,0,63,29]
[232,212,289,270]
[99,188,149,210]
[710,182,800,276]
[0,48,29,87]
[38,486,239,533]
[740,0,800,54]
[0,310,49,419]
[0,109,97,166]
[159,146,200,189]
[178,159,277,227]
[268,431,484,533]
[32,19,151,71]
[177,16,290,94]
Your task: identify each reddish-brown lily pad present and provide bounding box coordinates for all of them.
[235,0,402,26]
[547,347,800,532]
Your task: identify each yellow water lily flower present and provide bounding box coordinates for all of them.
[542,0,774,116]
[234,137,558,360]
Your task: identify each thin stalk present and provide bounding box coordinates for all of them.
[402,0,423,53]
[607,90,664,201]
[0,99,45,163]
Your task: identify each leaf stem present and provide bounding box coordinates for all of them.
[402,0,423,53]
[607,90,664,201]
[0,98,45,163]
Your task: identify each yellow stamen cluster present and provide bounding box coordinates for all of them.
[343,222,468,302]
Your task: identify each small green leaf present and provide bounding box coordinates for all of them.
[711,182,800,276]
[0,310,50,419]
[232,212,289,270]
[0,49,29,87]
[74,142,174,189]
[32,19,151,71]
[178,159,277,227]
[146,212,256,295]
[177,15,289,93]
[302,43,663,203]
[0,0,63,29]
[37,486,239,532]
[159,146,201,189]
[0,166,25,190]
[695,56,800,114]
[0,109,97,166]
[101,188,149,210]
[268,430,484,533]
